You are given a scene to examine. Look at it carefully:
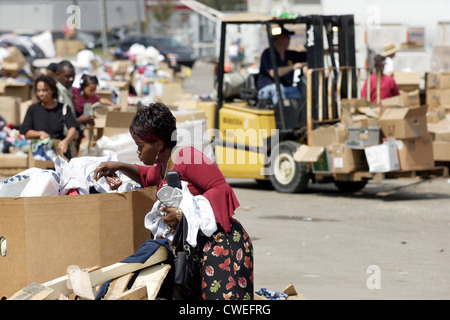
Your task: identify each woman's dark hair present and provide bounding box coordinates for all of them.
[130,102,177,150]
[373,54,386,73]
[79,73,99,90]
[34,75,58,100]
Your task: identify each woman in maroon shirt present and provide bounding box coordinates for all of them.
[93,102,253,300]
[361,54,400,104]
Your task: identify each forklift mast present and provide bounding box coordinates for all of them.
[215,14,357,132]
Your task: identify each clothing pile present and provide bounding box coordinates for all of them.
[0,152,141,198]
[0,117,29,154]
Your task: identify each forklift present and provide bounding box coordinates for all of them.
[200,13,446,193]
[198,13,359,193]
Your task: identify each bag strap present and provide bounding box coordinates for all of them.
[171,214,191,255]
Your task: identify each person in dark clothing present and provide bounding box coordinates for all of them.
[20,75,78,159]
[257,26,308,104]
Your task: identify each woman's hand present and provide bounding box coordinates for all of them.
[93,161,121,181]
[78,114,95,125]
[160,206,181,232]
[39,131,50,140]
[57,139,69,154]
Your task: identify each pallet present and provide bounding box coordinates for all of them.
[7,246,170,301]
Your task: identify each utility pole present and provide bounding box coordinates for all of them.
[100,0,108,54]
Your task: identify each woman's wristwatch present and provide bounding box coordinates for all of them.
[176,208,183,221]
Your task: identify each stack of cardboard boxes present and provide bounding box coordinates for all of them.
[296,74,437,175]
[425,72,450,163]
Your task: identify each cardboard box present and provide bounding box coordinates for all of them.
[341,99,379,127]
[426,72,450,89]
[294,145,332,173]
[428,115,450,141]
[54,39,86,56]
[329,144,368,173]
[0,96,21,125]
[103,81,130,108]
[395,136,434,171]
[0,153,28,168]
[0,186,156,298]
[1,46,27,73]
[400,90,420,108]
[379,105,428,139]
[440,89,450,107]
[364,139,400,173]
[28,139,68,170]
[20,99,32,124]
[432,141,450,161]
[393,71,420,92]
[309,124,347,146]
[426,89,441,108]
[0,81,30,102]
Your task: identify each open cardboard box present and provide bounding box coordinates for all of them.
[28,139,68,170]
[0,185,155,299]
[378,105,428,139]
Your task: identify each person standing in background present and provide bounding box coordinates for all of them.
[361,54,400,104]
[381,42,400,76]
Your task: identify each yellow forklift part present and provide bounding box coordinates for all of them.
[215,102,277,179]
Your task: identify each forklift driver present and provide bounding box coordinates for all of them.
[257,26,308,105]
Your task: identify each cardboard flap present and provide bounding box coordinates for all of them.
[103,111,136,137]
[294,145,324,162]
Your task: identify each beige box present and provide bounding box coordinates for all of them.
[0,96,21,125]
[0,186,155,298]
[426,72,450,89]
[379,105,428,139]
[395,136,434,171]
[329,143,368,174]
[1,46,27,73]
[393,71,420,92]
[309,124,347,147]
[0,81,30,102]
[432,141,450,161]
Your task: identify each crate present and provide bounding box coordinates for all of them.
[345,126,380,149]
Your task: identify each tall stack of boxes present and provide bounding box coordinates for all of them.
[425,72,450,162]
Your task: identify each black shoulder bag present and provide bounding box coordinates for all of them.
[171,213,202,300]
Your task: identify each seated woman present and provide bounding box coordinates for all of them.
[93,102,254,300]
[20,75,78,159]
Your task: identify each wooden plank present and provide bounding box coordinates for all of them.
[42,246,168,300]
[8,282,53,300]
[115,264,171,300]
[116,285,148,300]
[67,266,95,300]
[130,264,171,300]
[104,273,134,300]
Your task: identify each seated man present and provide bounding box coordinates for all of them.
[257,26,308,105]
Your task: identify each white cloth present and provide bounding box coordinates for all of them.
[54,153,140,195]
[0,167,60,197]
[76,49,95,72]
[144,181,217,247]
[383,56,395,74]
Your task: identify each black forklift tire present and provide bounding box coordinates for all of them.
[334,180,368,193]
[268,141,309,193]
